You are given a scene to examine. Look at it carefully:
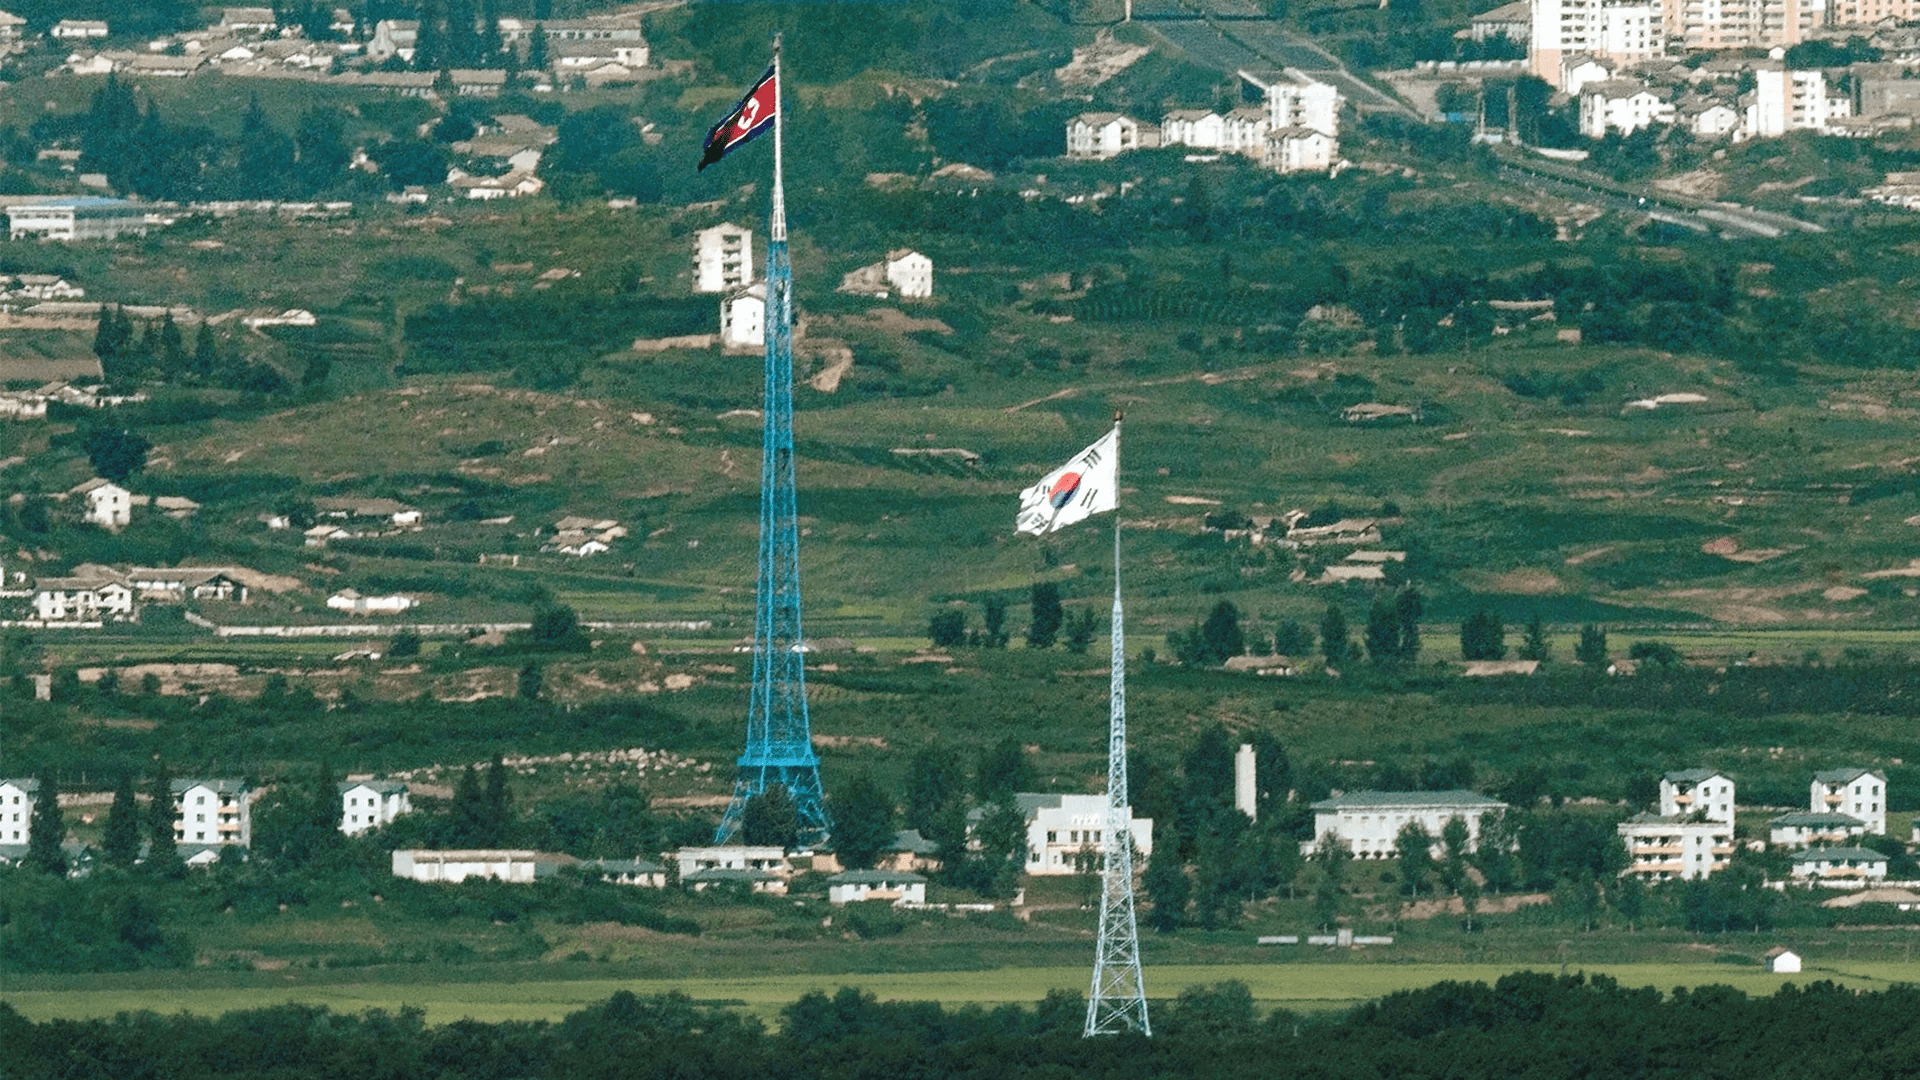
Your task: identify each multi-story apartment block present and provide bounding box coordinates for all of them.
[1748,67,1849,137]
[172,779,253,849]
[1768,811,1866,849]
[1809,768,1886,835]
[1618,812,1733,880]
[0,777,36,857]
[1531,0,1665,87]
[1659,769,1735,824]
[694,222,753,294]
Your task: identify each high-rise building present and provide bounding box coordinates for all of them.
[1531,0,1665,88]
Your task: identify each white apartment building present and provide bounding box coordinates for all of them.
[1066,113,1148,159]
[1310,791,1508,859]
[1242,72,1341,137]
[1618,812,1733,880]
[392,849,575,883]
[339,780,411,836]
[1789,845,1888,883]
[1809,768,1886,835]
[1264,127,1338,174]
[695,222,753,294]
[0,777,36,854]
[994,793,1155,875]
[1659,769,1734,824]
[1668,0,1824,51]
[1768,811,1866,849]
[1220,106,1271,155]
[827,869,928,905]
[1580,81,1676,136]
[1530,0,1664,88]
[1161,110,1226,150]
[33,571,135,622]
[1829,0,1917,24]
[1747,68,1849,138]
[172,779,253,848]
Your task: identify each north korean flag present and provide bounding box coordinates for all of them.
[699,66,778,171]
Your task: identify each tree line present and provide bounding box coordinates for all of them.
[4,974,1916,1079]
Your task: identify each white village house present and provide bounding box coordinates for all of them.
[70,478,131,529]
[1309,791,1507,859]
[988,793,1156,876]
[172,779,254,849]
[1769,811,1867,849]
[1660,769,1735,825]
[720,281,766,351]
[1790,846,1889,884]
[1810,768,1887,835]
[837,249,932,300]
[673,845,791,879]
[1066,113,1151,160]
[827,869,928,905]
[33,567,135,622]
[326,589,418,615]
[339,780,411,836]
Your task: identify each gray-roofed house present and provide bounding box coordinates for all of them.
[172,779,253,849]
[1790,846,1889,884]
[1659,769,1734,825]
[1809,768,1887,835]
[1310,790,1508,859]
[970,792,1155,876]
[1768,811,1867,849]
[339,780,411,836]
[827,869,927,906]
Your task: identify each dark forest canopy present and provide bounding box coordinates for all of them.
[5,973,1918,1079]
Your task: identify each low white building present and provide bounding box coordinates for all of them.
[1560,55,1616,95]
[33,570,135,622]
[6,197,147,241]
[0,777,37,855]
[172,779,253,849]
[837,249,933,300]
[1769,811,1867,849]
[392,849,576,883]
[989,793,1156,876]
[720,282,766,352]
[673,845,790,879]
[126,567,247,603]
[1766,948,1802,973]
[582,858,667,887]
[1809,768,1887,835]
[70,478,131,529]
[1310,791,1507,859]
[827,869,927,905]
[52,18,108,38]
[326,589,417,615]
[1579,80,1674,137]
[1790,846,1888,884]
[683,866,786,893]
[1066,113,1147,159]
[1617,812,1731,881]
[339,780,411,836]
[1660,769,1734,825]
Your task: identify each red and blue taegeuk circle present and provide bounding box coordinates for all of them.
[1048,472,1082,509]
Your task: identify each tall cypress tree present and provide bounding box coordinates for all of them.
[104,772,143,868]
[27,775,66,875]
[451,764,483,846]
[482,754,512,846]
[145,767,182,874]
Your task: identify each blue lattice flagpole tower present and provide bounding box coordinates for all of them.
[715,38,830,846]
[1086,419,1150,1037]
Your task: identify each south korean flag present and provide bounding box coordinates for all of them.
[1016,427,1119,536]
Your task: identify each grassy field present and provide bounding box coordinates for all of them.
[9,960,1919,1026]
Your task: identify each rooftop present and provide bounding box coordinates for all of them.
[1313,790,1506,810]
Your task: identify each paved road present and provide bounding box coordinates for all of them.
[1495,156,1824,239]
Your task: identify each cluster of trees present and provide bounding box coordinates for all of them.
[8,974,1918,1078]
[73,79,358,201]
[928,583,1099,653]
[1137,728,1300,931]
[93,306,305,395]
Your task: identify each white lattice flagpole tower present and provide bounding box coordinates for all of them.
[1085,417,1149,1037]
